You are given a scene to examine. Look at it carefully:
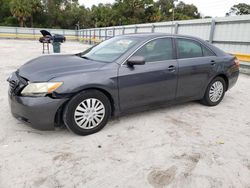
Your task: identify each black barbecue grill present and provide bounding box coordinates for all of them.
[39,30,66,53]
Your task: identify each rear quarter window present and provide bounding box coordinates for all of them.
[202,45,215,56]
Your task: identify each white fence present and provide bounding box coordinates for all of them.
[0,26,77,40]
[1,15,250,55]
[79,15,250,55]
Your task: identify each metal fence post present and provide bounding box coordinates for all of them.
[87,29,89,43]
[174,23,178,34]
[99,29,101,41]
[90,29,91,42]
[15,27,18,39]
[87,29,88,43]
[209,19,216,43]
[134,26,137,33]
[90,29,92,44]
[151,24,155,33]
[113,27,115,37]
[33,28,35,39]
[105,28,107,40]
[78,30,81,41]
[122,27,125,35]
[83,30,85,43]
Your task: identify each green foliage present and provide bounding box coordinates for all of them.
[112,0,156,25]
[175,1,200,20]
[155,0,175,21]
[10,0,32,27]
[2,0,232,29]
[0,0,14,25]
[91,3,116,27]
[8,0,42,27]
[227,3,250,16]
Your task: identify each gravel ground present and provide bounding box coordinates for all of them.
[0,39,250,188]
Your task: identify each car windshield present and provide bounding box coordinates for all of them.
[79,37,139,63]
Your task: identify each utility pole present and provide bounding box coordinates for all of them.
[172,8,175,33]
[169,0,178,34]
[75,21,80,30]
[75,21,80,39]
[169,8,174,34]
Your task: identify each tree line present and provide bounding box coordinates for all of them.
[0,0,249,29]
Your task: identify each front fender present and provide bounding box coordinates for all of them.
[49,65,120,115]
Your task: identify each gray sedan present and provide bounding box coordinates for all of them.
[8,33,239,135]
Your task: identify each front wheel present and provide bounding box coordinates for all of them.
[63,90,111,135]
[200,77,226,106]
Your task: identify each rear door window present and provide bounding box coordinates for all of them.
[177,38,203,59]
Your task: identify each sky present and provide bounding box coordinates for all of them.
[78,0,250,17]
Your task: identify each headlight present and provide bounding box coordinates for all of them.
[21,82,63,97]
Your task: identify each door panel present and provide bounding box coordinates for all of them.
[118,60,178,111]
[175,38,217,100]
[177,57,216,99]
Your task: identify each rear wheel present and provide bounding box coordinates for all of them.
[63,90,111,135]
[201,77,226,106]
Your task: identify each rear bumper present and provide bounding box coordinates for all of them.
[227,67,239,90]
[8,93,67,130]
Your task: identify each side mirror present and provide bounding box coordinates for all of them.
[127,56,145,66]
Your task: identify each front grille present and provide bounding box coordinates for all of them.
[8,71,28,95]
[9,80,17,93]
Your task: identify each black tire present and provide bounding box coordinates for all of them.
[63,90,111,136]
[200,77,226,106]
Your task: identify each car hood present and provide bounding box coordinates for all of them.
[18,54,105,81]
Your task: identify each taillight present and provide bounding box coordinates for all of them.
[234,58,240,68]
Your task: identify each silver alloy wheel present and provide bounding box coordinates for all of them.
[74,98,105,129]
[209,81,224,102]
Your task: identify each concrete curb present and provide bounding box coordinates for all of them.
[240,62,250,75]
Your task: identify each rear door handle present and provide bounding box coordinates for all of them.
[168,65,176,72]
[211,60,216,66]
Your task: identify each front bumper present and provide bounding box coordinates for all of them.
[8,93,67,130]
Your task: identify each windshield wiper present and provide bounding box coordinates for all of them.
[81,56,92,60]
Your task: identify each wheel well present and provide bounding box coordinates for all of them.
[54,88,115,127]
[216,74,229,91]
[83,87,115,116]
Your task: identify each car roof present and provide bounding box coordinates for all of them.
[121,33,203,41]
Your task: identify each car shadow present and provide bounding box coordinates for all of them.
[13,100,201,136]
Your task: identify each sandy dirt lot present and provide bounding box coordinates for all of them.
[0,39,250,188]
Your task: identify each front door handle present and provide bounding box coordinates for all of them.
[168,65,176,72]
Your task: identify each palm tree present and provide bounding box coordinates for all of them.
[10,0,32,27]
[29,0,42,27]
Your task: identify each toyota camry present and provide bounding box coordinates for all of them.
[7,33,239,135]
